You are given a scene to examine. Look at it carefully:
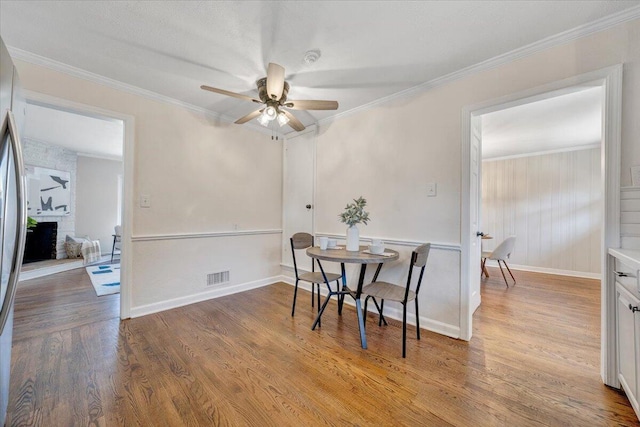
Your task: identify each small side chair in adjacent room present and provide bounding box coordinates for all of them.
[111,225,122,262]
[363,243,431,358]
[289,232,342,320]
[481,235,516,287]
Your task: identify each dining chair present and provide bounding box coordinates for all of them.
[363,243,430,358]
[290,232,342,319]
[481,235,516,287]
[111,225,122,262]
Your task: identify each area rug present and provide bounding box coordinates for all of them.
[86,263,120,296]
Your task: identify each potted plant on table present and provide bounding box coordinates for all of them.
[339,196,370,251]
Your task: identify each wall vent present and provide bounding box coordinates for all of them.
[207,270,230,286]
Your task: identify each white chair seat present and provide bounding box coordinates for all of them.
[363,281,416,303]
[481,236,517,287]
[299,271,341,284]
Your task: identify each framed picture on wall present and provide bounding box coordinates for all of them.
[632,165,640,187]
[26,166,71,217]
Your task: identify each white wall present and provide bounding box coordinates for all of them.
[10,18,640,331]
[312,19,640,337]
[76,155,122,254]
[482,148,602,276]
[12,58,283,315]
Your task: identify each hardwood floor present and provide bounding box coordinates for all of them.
[6,267,639,426]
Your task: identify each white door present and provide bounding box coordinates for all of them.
[282,130,314,271]
[470,116,482,313]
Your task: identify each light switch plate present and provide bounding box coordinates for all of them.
[140,194,151,208]
[427,182,437,197]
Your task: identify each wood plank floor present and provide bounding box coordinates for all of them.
[7,267,639,426]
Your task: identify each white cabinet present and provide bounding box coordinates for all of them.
[616,280,640,419]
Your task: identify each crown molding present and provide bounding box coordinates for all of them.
[76,151,123,162]
[22,135,123,161]
[318,6,640,127]
[483,142,601,162]
[8,6,639,135]
[7,47,284,139]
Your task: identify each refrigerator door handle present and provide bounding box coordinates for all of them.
[0,109,27,334]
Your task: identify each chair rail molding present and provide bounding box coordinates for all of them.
[314,233,461,252]
[131,229,283,242]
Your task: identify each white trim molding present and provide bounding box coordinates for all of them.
[8,6,639,140]
[19,255,114,282]
[483,143,601,162]
[277,275,460,339]
[130,275,280,318]
[131,228,282,242]
[318,6,640,127]
[9,47,284,139]
[482,260,601,280]
[314,233,461,252]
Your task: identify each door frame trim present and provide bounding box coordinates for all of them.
[281,125,317,265]
[22,89,135,319]
[460,65,622,386]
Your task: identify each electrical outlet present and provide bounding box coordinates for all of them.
[427,182,437,197]
[140,194,151,208]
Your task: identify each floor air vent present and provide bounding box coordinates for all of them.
[207,271,230,286]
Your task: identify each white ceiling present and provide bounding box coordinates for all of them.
[482,86,603,160]
[23,103,124,159]
[1,1,638,134]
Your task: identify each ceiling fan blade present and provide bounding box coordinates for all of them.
[266,63,285,101]
[234,109,264,124]
[282,110,305,132]
[201,85,261,103]
[285,100,339,110]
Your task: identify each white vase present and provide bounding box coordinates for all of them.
[346,225,360,251]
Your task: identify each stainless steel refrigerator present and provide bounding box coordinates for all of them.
[0,36,27,425]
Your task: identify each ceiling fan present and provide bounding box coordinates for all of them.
[201,63,338,132]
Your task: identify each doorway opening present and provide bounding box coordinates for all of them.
[480,85,603,282]
[461,65,622,386]
[18,91,134,319]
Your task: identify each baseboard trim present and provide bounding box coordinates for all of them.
[483,260,601,280]
[19,255,112,281]
[277,278,460,339]
[129,275,280,318]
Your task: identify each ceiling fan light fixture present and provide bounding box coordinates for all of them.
[257,113,271,127]
[264,105,277,120]
[277,111,290,127]
[201,61,337,133]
